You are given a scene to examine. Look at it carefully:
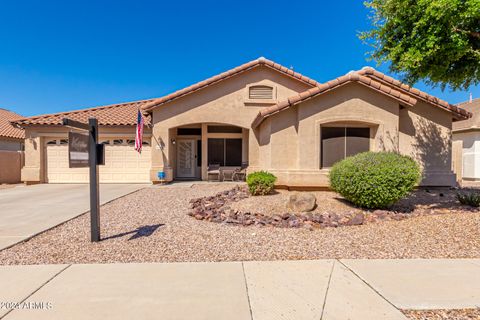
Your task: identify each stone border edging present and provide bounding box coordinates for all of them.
[188,186,480,229]
[187,186,416,229]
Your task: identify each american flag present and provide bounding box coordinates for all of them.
[135,109,144,153]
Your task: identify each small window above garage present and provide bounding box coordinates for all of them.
[113,139,124,145]
[46,140,58,145]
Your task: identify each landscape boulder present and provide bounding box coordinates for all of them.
[286,192,317,212]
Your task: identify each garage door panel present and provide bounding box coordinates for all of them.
[112,150,124,157]
[138,162,150,169]
[47,143,151,183]
[124,161,137,169]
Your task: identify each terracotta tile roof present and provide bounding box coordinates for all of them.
[452,98,480,132]
[357,67,470,119]
[0,108,24,139]
[142,57,319,112]
[13,100,153,127]
[252,68,471,128]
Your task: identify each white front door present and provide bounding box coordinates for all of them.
[176,139,196,178]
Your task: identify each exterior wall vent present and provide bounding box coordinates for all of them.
[249,85,273,100]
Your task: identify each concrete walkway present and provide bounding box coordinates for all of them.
[0,184,147,250]
[1,259,479,320]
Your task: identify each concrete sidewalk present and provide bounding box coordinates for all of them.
[0,184,146,250]
[1,259,479,320]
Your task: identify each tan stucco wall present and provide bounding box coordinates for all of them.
[398,100,455,186]
[452,136,463,182]
[21,125,152,183]
[0,150,24,183]
[150,66,312,182]
[256,82,456,187]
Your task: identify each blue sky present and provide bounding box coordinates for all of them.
[1,0,478,117]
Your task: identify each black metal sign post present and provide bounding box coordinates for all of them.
[62,117,101,242]
[88,118,100,242]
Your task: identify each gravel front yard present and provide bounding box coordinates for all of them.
[1,183,480,265]
[403,309,480,320]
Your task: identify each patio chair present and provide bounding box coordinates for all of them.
[233,162,249,182]
[207,164,221,182]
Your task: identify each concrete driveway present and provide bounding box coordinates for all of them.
[0,184,147,250]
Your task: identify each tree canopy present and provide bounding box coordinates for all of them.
[360,0,480,90]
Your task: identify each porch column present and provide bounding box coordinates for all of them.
[150,125,173,182]
[21,130,43,184]
[242,128,248,163]
[201,123,208,180]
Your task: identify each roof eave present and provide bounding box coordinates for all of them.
[252,73,471,128]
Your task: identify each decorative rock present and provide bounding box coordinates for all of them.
[288,218,301,228]
[311,214,324,224]
[347,212,365,226]
[286,192,317,212]
[372,210,389,219]
[272,214,282,221]
[187,185,417,229]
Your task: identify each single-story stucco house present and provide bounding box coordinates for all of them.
[13,57,470,187]
[453,98,480,181]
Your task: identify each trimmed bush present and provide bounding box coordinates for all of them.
[456,189,480,207]
[246,171,277,196]
[329,152,421,209]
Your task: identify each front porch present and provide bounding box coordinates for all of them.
[166,123,249,181]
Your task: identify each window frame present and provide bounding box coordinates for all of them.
[207,138,242,167]
[248,85,274,100]
[244,83,277,105]
[320,126,370,168]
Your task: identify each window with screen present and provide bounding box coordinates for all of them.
[321,127,370,168]
[208,138,242,166]
[208,139,224,166]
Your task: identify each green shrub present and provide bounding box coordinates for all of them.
[246,171,277,196]
[456,189,480,207]
[329,152,421,209]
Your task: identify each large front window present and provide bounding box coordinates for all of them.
[208,138,242,166]
[321,127,370,168]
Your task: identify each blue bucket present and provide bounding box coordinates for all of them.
[157,171,166,180]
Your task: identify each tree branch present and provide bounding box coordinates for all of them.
[454,27,480,39]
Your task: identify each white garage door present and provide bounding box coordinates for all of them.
[46,138,151,183]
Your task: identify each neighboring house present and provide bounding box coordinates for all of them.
[452,98,480,181]
[0,108,24,151]
[0,108,25,183]
[13,57,470,187]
